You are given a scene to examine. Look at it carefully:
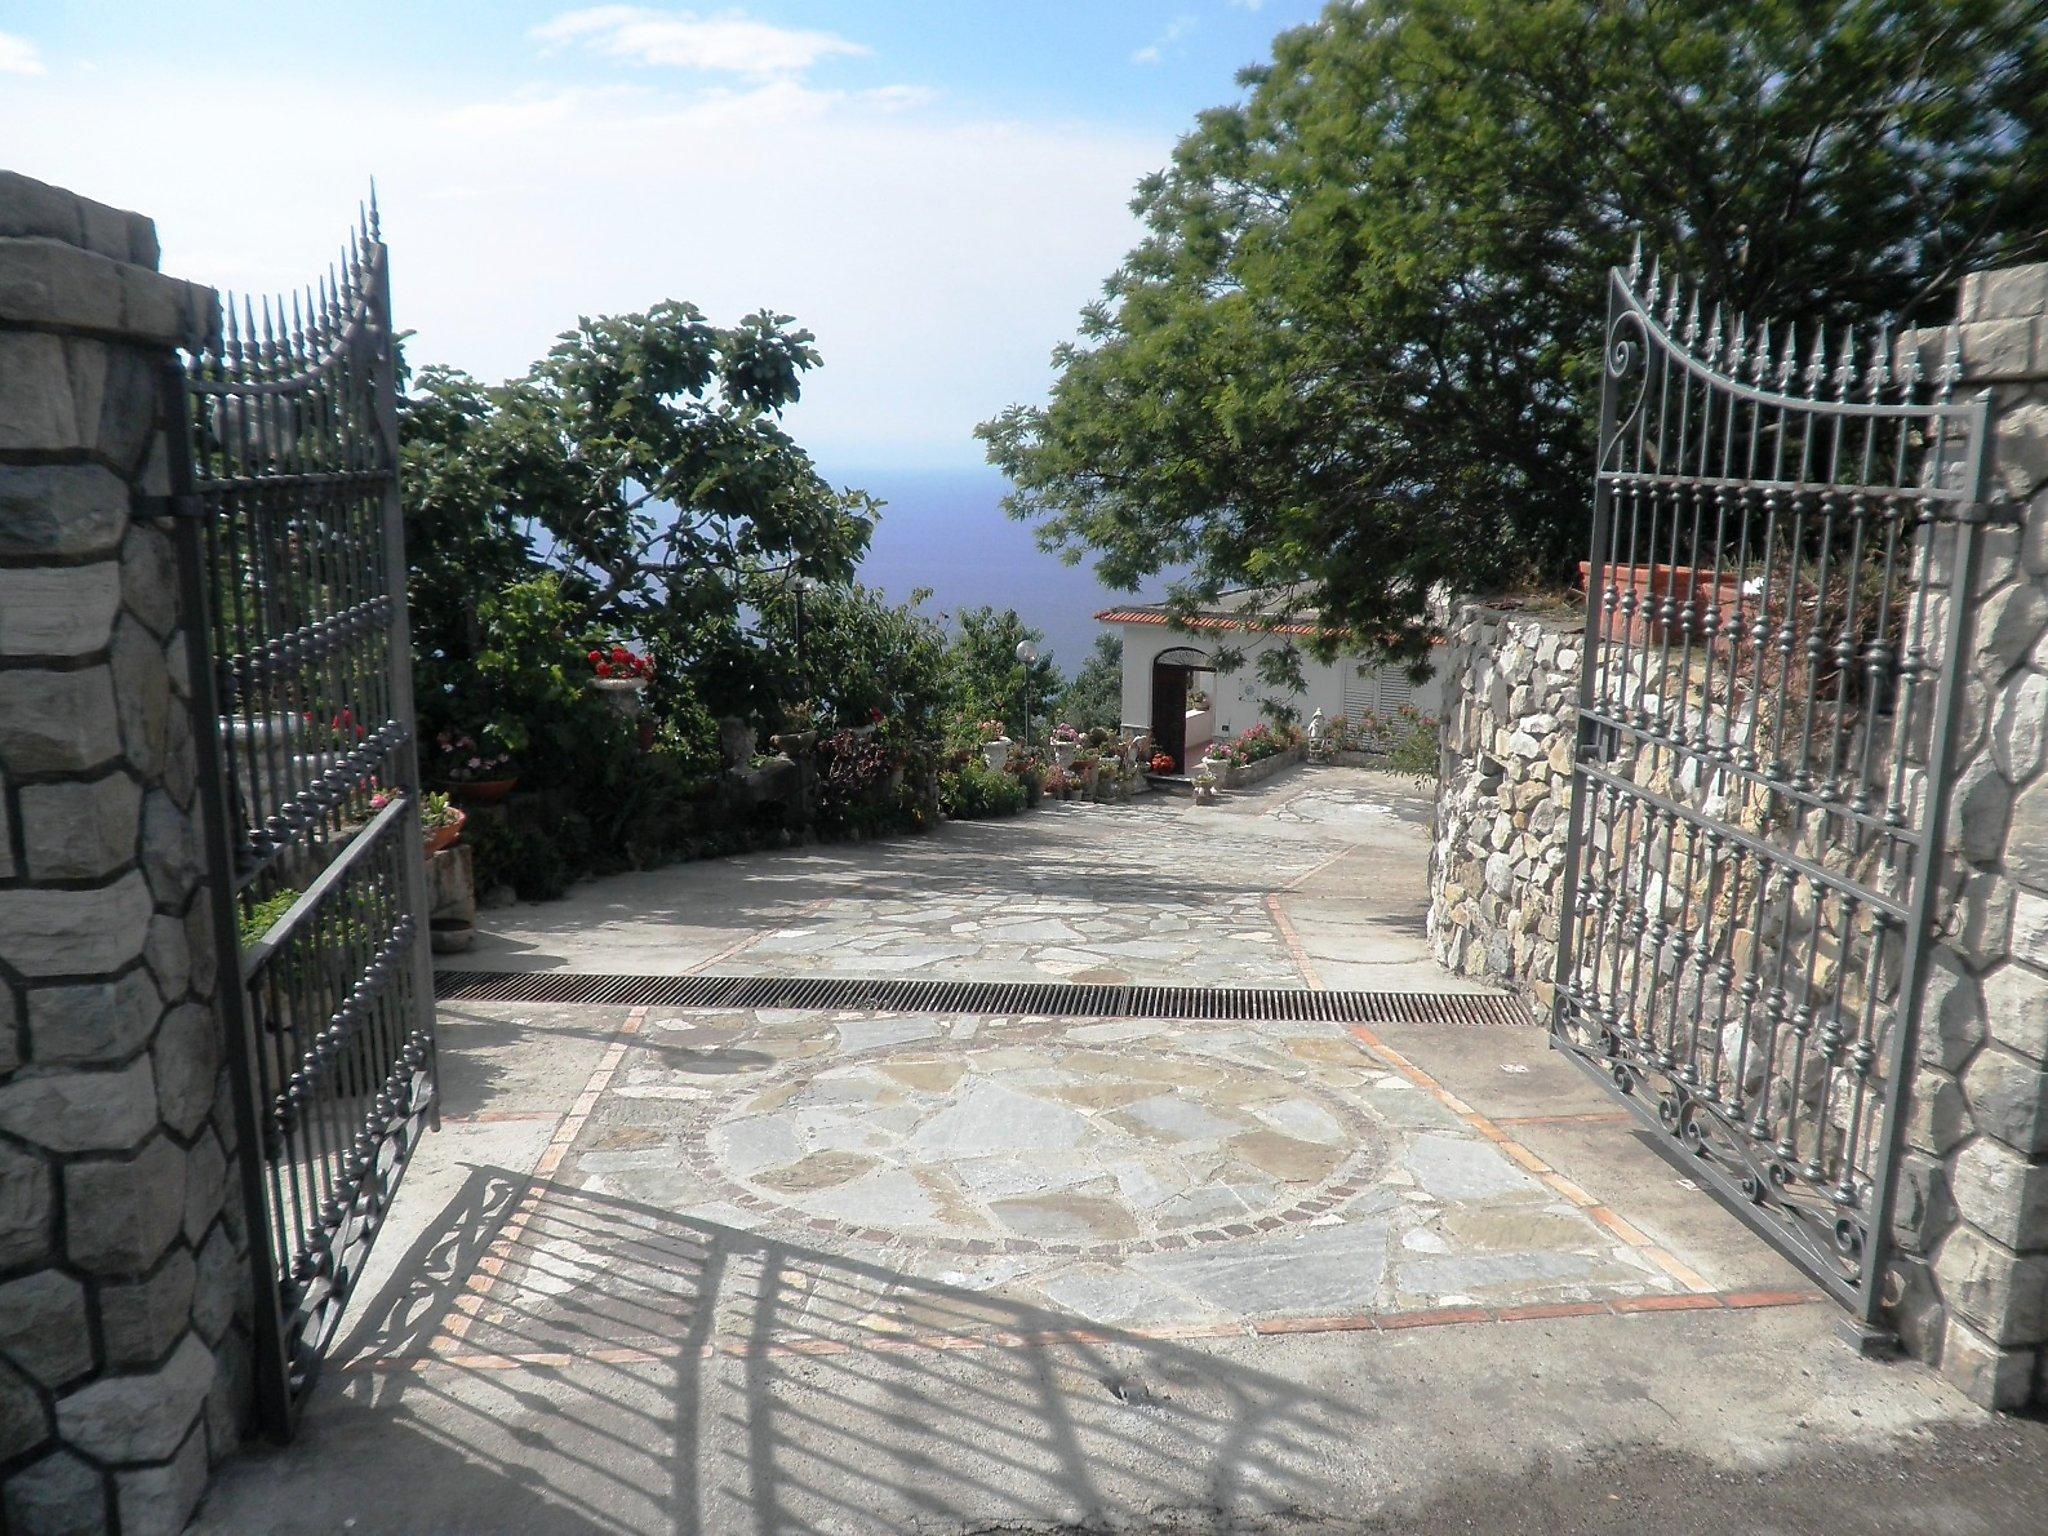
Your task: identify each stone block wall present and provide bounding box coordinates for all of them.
[0,172,249,1532]
[1426,604,1581,1023]
[1884,262,2048,1409]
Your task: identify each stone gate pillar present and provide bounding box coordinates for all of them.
[0,172,247,1532]
[1890,262,2048,1409]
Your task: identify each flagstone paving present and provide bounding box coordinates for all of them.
[195,759,2043,1536]
[532,1009,1680,1344]
[445,765,1468,990]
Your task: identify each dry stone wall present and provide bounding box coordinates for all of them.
[1426,604,1581,1023]
[0,172,248,1533]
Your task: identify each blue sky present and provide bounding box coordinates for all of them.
[0,2,1325,473]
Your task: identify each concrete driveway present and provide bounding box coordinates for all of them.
[193,765,2048,1533]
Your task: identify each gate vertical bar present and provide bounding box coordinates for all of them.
[161,358,296,1439]
[1855,390,1991,1335]
[367,206,441,1123]
[1551,267,1626,1048]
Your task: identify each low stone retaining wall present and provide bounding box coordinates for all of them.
[1213,744,1303,789]
[1426,604,1581,1023]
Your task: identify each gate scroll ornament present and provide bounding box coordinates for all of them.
[1551,245,1991,1337]
[169,196,439,1435]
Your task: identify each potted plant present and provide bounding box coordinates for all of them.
[1193,768,1219,804]
[431,730,519,805]
[770,700,820,759]
[979,719,1012,771]
[375,788,465,854]
[421,790,466,854]
[1050,723,1081,769]
[587,642,655,713]
[1148,751,1177,775]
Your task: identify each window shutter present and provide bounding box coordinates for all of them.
[1342,672,1375,719]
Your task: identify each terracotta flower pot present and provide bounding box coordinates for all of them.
[450,777,518,807]
[1579,561,1743,647]
[425,806,466,856]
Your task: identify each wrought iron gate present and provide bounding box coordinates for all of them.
[1552,253,1989,1332]
[169,203,439,1435]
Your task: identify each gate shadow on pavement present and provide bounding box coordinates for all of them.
[253,1165,1375,1535]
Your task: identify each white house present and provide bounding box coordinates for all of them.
[1093,589,1444,771]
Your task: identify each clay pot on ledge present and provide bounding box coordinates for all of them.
[425,806,466,857]
[448,777,519,808]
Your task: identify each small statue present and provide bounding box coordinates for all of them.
[1307,707,1326,744]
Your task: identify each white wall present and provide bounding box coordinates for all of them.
[1108,623,1445,742]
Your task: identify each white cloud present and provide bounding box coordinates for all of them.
[0,31,47,75]
[1131,14,1197,67]
[0,70,1162,469]
[533,6,868,78]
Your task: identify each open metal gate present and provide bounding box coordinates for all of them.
[170,202,439,1435]
[1552,253,1989,1334]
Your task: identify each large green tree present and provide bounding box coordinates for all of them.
[402,302,878,715]
[944,607,1064,743]
[1058,634,1125,731]
[981,0,2048,668]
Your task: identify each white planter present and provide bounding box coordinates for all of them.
[1201,754,1232,780]
[1052,741,1077,769]
[982,738,1012,771]
[592,676,649,715]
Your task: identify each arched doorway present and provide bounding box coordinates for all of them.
[1149,646,1214,772]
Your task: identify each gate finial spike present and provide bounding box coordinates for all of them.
[1726,311,1748,376]
[242,297,260,378]
[1804,323,1828,397]
[1868,322,1890,402]
[369,177,381,240]
[1833,325,1857,400]
[1683,287,1702,346]
[1646,253,1662,310]
[1750,319,1772,384]
[1704,302,1724,365]
[1935,322,1963,401]
[1628,232,1642,284]
[1663,269,1682,329]
[1898,322,1924,397]
[1776,322,1798,390]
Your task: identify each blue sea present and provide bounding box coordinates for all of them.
[832,464,1164,677]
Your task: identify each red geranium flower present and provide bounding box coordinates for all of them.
[595,661,613,678]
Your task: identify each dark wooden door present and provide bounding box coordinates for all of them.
[1150,661,1188,770]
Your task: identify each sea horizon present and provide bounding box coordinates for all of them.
[828,462,1169,677]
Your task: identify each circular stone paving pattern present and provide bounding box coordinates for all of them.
[685,1038,1389,1258]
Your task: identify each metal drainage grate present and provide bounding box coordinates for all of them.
[433,971,1530,1026]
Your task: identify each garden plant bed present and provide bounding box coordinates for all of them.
[1222,742,1304,788]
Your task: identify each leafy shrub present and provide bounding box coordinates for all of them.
[940,759,1027,819]
[815,727,910,834]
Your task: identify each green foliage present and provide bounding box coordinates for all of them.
[944,607,1062,743]
[981,0,2048,668]
[237,888,299,950]
[1383,715,1443,784]
[1058,633,1124,731]
[938,758,1028,820]
[402,303,880,752]
[758,582,953,737]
